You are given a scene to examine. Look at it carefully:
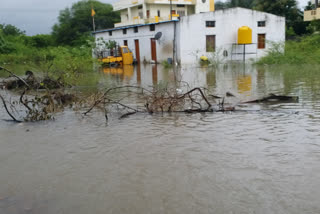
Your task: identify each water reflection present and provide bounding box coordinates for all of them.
[237,75,252,95]
[2,63,320,214]
[152,65,157,85]
[102,65,134,83]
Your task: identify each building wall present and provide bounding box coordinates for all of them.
[94,8,285,65]
[304,8,320,21]
[195,0,210,13]
[178,8,285,64]
[120,10,129,22]
[94,22,175,63]
[148,4,189,19]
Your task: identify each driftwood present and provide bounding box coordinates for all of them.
[0,94,22,122]
[83,86,229,120]
[244,93,299,103]
[83,85,144,115]
[0,68,300,123]
[0,66,31,89]
[1,67,65,90]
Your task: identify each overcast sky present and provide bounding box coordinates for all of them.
[0,0,310,35]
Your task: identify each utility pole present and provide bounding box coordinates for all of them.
[170,0,172,20]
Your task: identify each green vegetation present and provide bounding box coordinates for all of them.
[258,34,320,65]
[0,27,95,68]
[161,60,173,69]
[0,0,120,85]
[52,0,119,46]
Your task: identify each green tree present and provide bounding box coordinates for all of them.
[215,0,255,10]
[228,0,255,8]
[254,0,308,36]
[52,0,120,46]
[0,24,25,36]
[0,30,16,54]
[305,1,315,10]
[24,34,55,48]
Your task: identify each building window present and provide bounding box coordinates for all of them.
[206,35,215,52]
[177,4,185,7]
[157,10,160,17]
[134,26,138,33]
[138,5,142,9]
[150,24,155,31]
[147,10,150,18]
[258,34,266,49]
[311,10,317,15]
[124,40,128,46]
[206,21,215,27]
[257,21,266,27]
[109,31,112,36]
[123,29,127,34]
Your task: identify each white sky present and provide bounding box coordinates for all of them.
[0,0,310,35]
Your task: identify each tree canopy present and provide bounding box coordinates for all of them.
[52,0,120,46]
[215,0,255,10]
[0,24,25,36]
[215,0,308,37]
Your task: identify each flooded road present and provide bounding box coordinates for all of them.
[1,64,320,214]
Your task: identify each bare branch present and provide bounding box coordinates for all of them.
[0,94,22,123]
[0,66,31,89]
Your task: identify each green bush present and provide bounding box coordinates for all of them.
[257,34,320,65]
[24,34,55,48]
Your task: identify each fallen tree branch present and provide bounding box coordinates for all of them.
[0,66,31,89]
[119,111,137,119]
[0,94,22,123]
[178,87,212,109]
[19,89,32,111]
[244,94,299,103]
[83,85,144,115]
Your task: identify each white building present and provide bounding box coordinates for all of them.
[93,7,285,64]
[112,0,215,27]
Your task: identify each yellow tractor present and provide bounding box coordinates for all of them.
[99,45,133,66]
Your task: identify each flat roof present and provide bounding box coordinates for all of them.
[92,20,178,34]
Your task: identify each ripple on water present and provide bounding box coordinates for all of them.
[2,65,320,214]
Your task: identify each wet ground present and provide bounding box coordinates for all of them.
[1,64,320,214]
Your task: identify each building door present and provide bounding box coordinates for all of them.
[257,34,265,49]
[151,38,157,62]
[206,35,215,52]
[134,39,140,63]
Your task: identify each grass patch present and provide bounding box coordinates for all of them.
[1,31,100,86]
[257,34,320,65]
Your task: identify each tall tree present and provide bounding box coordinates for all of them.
[215,0,255,10]
[228,0,255,8]
[254,0,307,35]
[0,24,25,36]
[52,0,120,46]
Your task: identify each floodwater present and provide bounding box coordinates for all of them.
[1,64,320,214]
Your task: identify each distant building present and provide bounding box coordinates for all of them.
[93,7,285,64]
[112,0,215,27]
[304,0,319,21]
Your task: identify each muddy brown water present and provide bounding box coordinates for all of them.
[1,64,320,214]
